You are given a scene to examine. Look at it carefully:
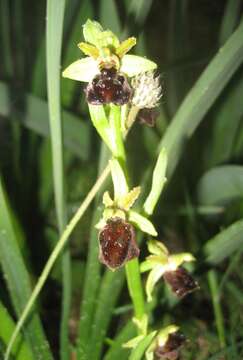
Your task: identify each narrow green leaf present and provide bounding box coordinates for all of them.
[104,322,135,360]
[129,332,156,360]
[159,19,243,178]
[219,0,241,45]
[204,219,243,264]
[0,176,53,360]
[144,148,167,216]
[0,302,33,360]
[0,81,90,160]
[87,270,125,360]
[46,1,71,359]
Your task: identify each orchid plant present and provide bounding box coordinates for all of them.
[4,19,198,360]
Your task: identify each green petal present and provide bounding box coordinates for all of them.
[62,57,99,82]
[120,55,157,77]
[118,186,141,211]
[116,37,137,57]
[128,211,158,236]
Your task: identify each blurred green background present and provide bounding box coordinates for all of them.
[1,0,243,359]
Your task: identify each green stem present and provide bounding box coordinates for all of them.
[208,270,226,348]
[109,104,145,322]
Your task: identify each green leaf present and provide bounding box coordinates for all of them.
[0,176,53,360]
[204,219,243,264]
[128,211,158,236]
[129,331,156,360]
[219,0,241,45]
[197,165,243,206]
[0,301,33,360]
[159,19,243,178]
[104,321,135,360]
[62,57,99,82]
[46,1,71,358]
[144,148,167,216]
[120,55,157,77]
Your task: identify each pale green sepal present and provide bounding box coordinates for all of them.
[62,57,99,82]
[88,104,115,153]
[110,159,129,200]
[119,187,141,211]
[128,211,158,236]
[147,240,169,257]
[129,331,157,360]
[120,55,157,77]
[83,19,103,46]
[144,148,167,216]
[146,265,165,302]
[78,42,99,58]
[170,253,196,268]
[116,37,137,57]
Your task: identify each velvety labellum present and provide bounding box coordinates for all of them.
[98,217,139,270]
[163,267,198,298]
[85,67,132,105]
[155,332,186,360]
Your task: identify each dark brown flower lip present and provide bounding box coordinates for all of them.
[98,217,139,270]
[163,267,199,298]
[85,67,132,105]
[155,332,186,360]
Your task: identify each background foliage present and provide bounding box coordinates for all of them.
[1,0,243,359]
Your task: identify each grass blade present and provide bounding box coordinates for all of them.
[219,0,241,45]
[0,176,53,360]
[159,19,243,178]
[46,1,71,359]
[0,301,33,360]
[208,270,226,348]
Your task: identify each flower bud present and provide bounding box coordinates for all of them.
[163,267,198,298]
[98,217,139,270]
[131,71,162,109]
